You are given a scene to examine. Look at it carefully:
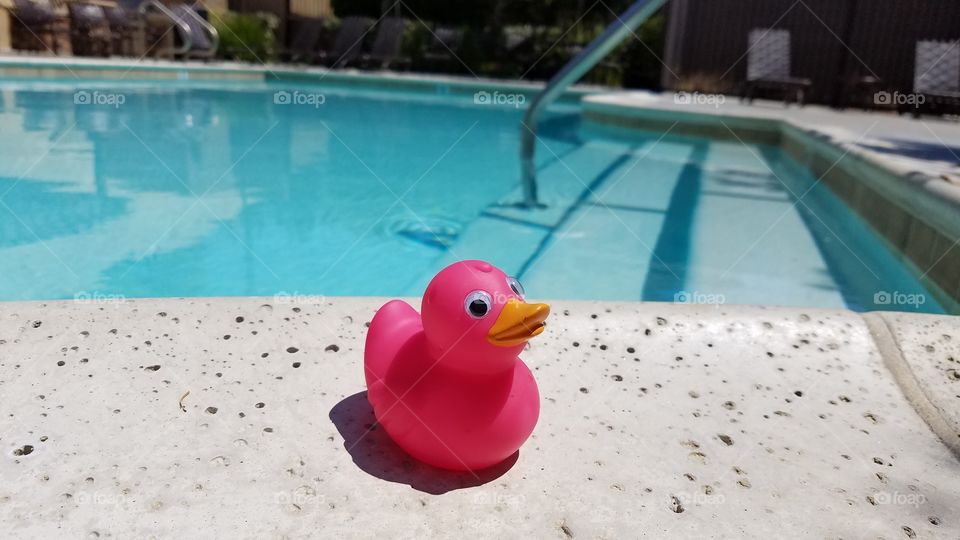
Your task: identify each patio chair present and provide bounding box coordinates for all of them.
[357,17,408,70]
[316,16,375,67]
[421,26,463,71]
[68,3,111,57]
[740,28,812,106]
[281,16,325,63]
[839,74,882,110]
[105,5,138,56]
[9,0,65,53]
[910,40,960,117]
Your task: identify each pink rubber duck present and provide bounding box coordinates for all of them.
[364,260,550,471]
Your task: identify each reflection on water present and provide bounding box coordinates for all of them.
[0,84,526,300]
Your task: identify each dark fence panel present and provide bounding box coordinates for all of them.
[663,0,960,105]
[846,0,960,96]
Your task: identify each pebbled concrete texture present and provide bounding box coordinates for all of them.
[0,298,958,539]
[868,313,960,456]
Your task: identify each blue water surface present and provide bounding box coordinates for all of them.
[0,79,948,314]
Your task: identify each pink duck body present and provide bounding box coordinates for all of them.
[364,260,550,471]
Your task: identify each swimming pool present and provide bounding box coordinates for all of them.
[0,78,947,313]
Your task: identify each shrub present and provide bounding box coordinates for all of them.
[213,11,278,63]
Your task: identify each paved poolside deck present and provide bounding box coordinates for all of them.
[585,90,960,181]
[0,298,957,537]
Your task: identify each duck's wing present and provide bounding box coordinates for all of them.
[364,299,422,391]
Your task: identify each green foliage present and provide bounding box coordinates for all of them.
[619,12,666,89]
[403,23,431,65]
[213,11,278,63]
[322,0,666,88]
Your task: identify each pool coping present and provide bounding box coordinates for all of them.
[0,296,956,458]
[0,54,602,102]
[0,297,957,537]
[581,94,960,310]
[863,312,960,458]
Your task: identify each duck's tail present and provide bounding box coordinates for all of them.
[363,299,422,389]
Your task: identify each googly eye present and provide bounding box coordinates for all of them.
[506,277,525,298]
[464,290,492,318]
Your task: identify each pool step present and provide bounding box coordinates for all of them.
[679,145,848,308]
[519,141,697,300]
[399,139,617,294]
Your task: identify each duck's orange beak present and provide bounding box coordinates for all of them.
[487,298,550,347]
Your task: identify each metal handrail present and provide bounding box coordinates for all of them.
[139,0,194,55]
[179,3,220,54]
[519,0,669,207]
[138,0,219,56]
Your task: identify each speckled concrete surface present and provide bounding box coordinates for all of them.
[1,298,958,539]
[868,313,960,456]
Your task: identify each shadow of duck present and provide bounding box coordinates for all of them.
[329,391,518,495]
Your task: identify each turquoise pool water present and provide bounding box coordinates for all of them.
[0,79,946,313]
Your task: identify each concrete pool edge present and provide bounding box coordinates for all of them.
[582,95,960,309]
[1,297,958,537]
[0,55,602,102]
[863,313,960,458]
[1,297,957,459]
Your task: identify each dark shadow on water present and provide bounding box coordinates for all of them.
[329,391,518,495]
[641,142,709,300]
